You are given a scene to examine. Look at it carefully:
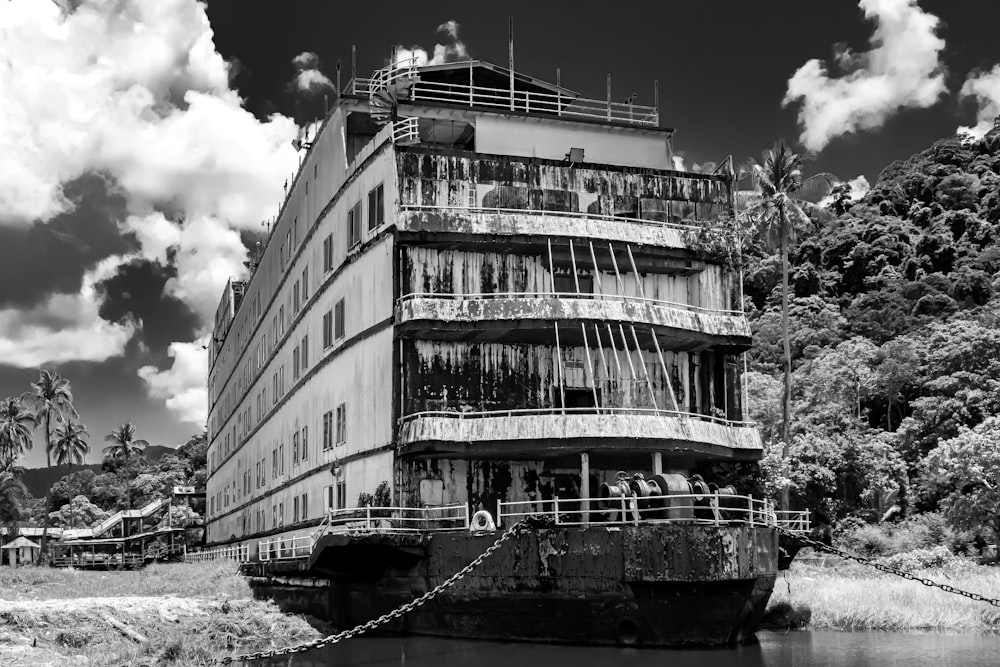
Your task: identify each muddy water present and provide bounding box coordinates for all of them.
[256,631,1000,666]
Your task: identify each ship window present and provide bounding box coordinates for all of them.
[336,481,346,510]
[335,403,347,446]
[301,493,308,520]
[293,281,300,313]
[322,410,333,450]
[301,335,309,370]
[322,311,333,349]
[552,268,594,296]
[334,298,345,340]
[302,426,308,461]
[292,431,300,464]
[272,449,278,478]
[279,443,285,475]
[322,235,333,273]
[272,505,277,528]
[293,348,300,380]
[348,202,362,248]
[368,183,384,231]
[293,496,300,523]
[278,502,284,527]
[302,266,309,301]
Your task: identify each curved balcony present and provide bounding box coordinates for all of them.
[397,407,763,460]
[395,292,751,351]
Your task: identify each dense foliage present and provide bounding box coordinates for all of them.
[746,122,1000,549]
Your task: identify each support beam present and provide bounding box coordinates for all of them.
[653,452,663,476]
[581,452,590,525]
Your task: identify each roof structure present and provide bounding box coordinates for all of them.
[2,536,40,550]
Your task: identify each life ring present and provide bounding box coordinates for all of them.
[470,510,496,532]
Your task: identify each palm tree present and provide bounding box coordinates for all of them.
[742,140,833,506]
[0,471,28,539]
[0,397,35,470]
[103,422,149,511]
[52,421,90,471]
[21,370,78,469]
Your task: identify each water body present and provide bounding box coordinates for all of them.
[256,631,1000,666]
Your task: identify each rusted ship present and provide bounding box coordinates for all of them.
[204,52,810,647]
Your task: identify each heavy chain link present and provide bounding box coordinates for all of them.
[221,520,528,665]
[776,526,1000,608]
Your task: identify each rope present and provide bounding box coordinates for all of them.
[220,520,528,664]
[776,526,1000,607]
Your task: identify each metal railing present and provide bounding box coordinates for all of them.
[399,204,704,233]
[185,544,251,563]
[397,290,744,317]
[399,406,756,429]
[498,494,810,533]
[349,62,658,128]
[774,510,812,533]
[257,504,470,562]
[392,117,420,145]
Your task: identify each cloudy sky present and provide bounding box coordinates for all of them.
[2,0,999,468]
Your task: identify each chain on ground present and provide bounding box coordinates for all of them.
[220,520,528,665]
[777,526,1000,608]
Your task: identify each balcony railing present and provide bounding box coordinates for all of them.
[257,504,470,562]
[397,291,743,317]
[348,68,658,128]
[399,406,755,429]
[185,544,251,563]
[498,494,811,534]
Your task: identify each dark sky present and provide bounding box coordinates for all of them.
[2,0,999,470]
[206,0,1000,183]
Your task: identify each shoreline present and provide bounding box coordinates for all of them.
[0,561,321,666]
[764,558,1000,634]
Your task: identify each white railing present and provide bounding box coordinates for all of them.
[775,510,812,533]
[399,406,756,429]
[185,544,251,563]
[498,494,810,533]
[397,291,745,317]
[349,67,658,128]
[257,503,470,562]
[392,117,420,145]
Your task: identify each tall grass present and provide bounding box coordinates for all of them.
[769,562,1000,631]
[0,560,250,600]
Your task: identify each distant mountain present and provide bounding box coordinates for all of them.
[19,445,178,498]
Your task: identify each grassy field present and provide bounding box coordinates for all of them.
[767,559,1000,632]
[0,561,321,666]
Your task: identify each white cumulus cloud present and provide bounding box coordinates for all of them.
[291,51,333,92]
[783,0,947,152]
[820,175,872,208]
[0,255,136,367]
[957,65,1000,140]
[138,336,209,426]
[395,19,469,67]
[0,0,301,423]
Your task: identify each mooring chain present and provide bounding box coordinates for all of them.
[776,526,1000,608]
[221,520,528,665]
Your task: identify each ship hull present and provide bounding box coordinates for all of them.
[248,522,779,647]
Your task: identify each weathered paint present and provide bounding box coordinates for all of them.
[398,414,763,457]
[402,340,740,420]
[398,296,750,345]
[250,523,778,646]
[396,149,731,224]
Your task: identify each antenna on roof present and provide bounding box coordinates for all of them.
[508,15,515,111]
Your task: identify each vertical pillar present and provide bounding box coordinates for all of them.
[580,451,590,525]
[653,452,663,476]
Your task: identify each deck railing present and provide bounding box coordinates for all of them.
[348,63,658,128]
[257,503,470,562]
[399,204,704,233]
[185,544,251,563]
[498,494,810,533]
[399,406,756,429]
[397,291,745,317]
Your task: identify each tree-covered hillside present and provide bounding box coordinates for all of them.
[744,120,1000,548]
